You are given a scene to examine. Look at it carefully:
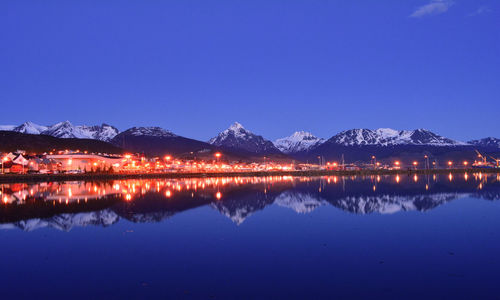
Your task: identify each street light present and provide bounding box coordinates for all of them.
[424,155,429,170]
[448,161,453,168]
[215,152,221,165]
[413,161,418,170]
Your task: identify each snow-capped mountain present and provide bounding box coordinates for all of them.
[0,121,119,141]
[13,122,49,134]
[327,128,466,146]
[468,137,500,148]
[43,121,119,141]
[209,122,282,154]
[0,125,16,131]
[119,126,177,137]
[78,124,120,141]
[274,131,325,153]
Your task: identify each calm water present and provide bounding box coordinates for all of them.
[1,173,500,299]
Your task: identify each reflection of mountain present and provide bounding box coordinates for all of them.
[0,210,119,231]
[273,190,466,215]
[275,191,327,213]
[211,189,278,225]
[329,193,464,214]
[1,176,500,231]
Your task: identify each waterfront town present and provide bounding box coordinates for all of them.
[1,149,499,175]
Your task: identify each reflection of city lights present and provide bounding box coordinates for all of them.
[3,174,498,212]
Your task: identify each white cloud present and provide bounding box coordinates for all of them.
[410,0,454,18]
[468,6,492,17]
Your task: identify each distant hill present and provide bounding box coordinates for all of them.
[0,131,124,154]
[111,127,215,157]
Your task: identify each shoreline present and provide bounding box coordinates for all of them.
[0,168,498,183]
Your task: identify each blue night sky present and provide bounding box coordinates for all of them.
[1,0,499,142]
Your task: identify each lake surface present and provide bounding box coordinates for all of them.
[1,173,500,299]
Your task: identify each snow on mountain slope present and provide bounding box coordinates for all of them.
[0,125,16,131]
[0,121,119,141]
[209,122,281,154]
[13,122,49,134]
[468,137,500,148]
[0,210,119,232]
[328,128,467,146]
[275,191,326,213]
[274,131,325,153]
[120,126,177,137]
[332,193,467,214]
[78,124,120,141]
[42,121,94,139]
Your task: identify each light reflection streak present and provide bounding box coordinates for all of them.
[0,173,498,205]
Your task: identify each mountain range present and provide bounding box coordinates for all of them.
[208,122,282,155]
[0,121,119,141]
[1,120,499,162]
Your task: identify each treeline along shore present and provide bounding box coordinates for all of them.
[0,168,498,184]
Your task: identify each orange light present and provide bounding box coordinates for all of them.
[216,191,222,200]
[215,152,221,158]
[394,161,400,166]
[463,161,468,166]
[165,155,171,161]
[413,161,418,166]
[448,161,453,166]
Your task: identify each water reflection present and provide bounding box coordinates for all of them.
[1,173,499,231]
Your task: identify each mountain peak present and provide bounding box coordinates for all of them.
[209,123,281,154]
[229,122,245,131]
[274,131,325,154]
[13,122,48,135]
